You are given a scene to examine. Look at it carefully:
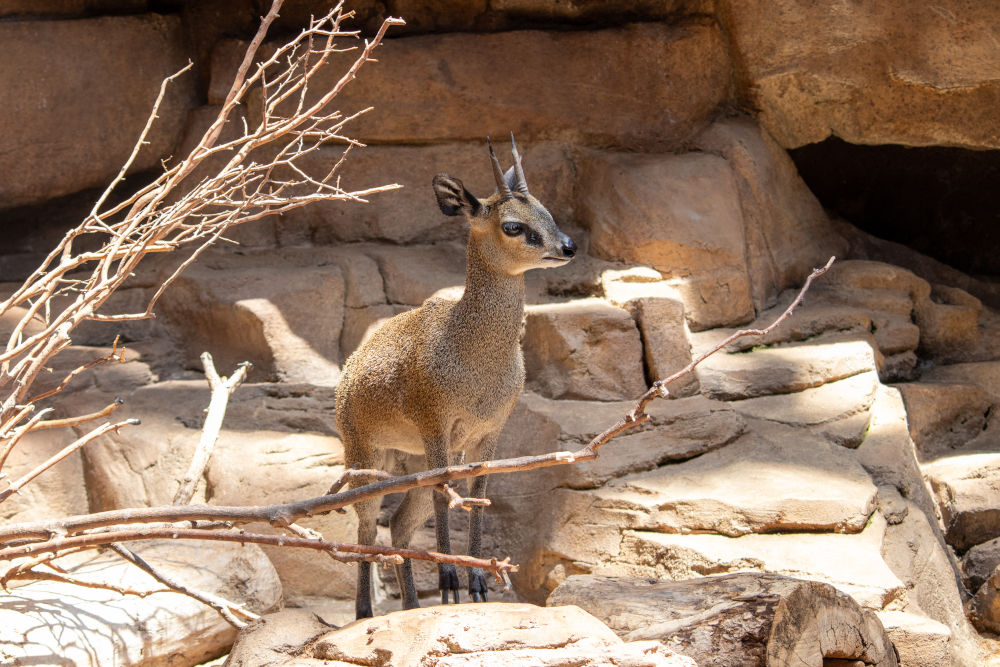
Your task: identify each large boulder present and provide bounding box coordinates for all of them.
[225,603,696,666]
[209,20,731,149]
[715,0,1000,150]
[0,14,196,209]
[0,541,281,666]
[923,453,1000,552]
[577,150,752,330]
[692,117,847,311]
[522,299,647,401]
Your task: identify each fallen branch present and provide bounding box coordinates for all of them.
[173,353,252,505]
[107,543,259,628]
[0,527,518,584]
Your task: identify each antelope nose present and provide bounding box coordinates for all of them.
[561,237,577,258]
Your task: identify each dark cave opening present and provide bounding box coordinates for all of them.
[789,138,1000,280]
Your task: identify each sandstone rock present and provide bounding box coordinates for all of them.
[210,21,730,148]
[876,612,952,667]
[0,15,196,208]
[549,573,899,667]
[506,392,745,491]
[577,149,753,330]
[915,299,981,362]
[360,242,468,306]
[487,392,745,599]
[592,420,877,537]
[602,271,698,397]
[920,361,1000,404]
[340,304,410,361]
[617,513,903,610]
[207,429,354,599]
[80,379,339,511]
[820,260,931,303]
[854,385,939,522]
[728,371,877,448]
[962,537,1000,593]
[523,299,647,401]
[158,252,346,385]
[272,142,576,246]
[0,541,281,667]
[880,498,985,665]
[715,0,1000,150]
[970,567,1000,635]
[227,603,696,666]
[0,428,87,526]
[923,453,1000,551]
[692,336,878,401]
[693,117,847,311]
[894,382,992,459]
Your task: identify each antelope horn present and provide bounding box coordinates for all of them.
[487,136,512,199]
[510,132,529,194]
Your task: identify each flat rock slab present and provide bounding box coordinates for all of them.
[593,421,877,536]
[549,573,898,667]
[616,513,903,610]
[923,453,1000,551]
[876,611,952,667]
[894,381,992,459]
[920,361,1000,404]
[693,337,878,400]
[226,603,696,666]
[0,541,281,666]
[729,371,877,447]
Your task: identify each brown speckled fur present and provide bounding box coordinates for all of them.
[336,142,575,618]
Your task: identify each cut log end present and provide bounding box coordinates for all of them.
[547,572,899,667]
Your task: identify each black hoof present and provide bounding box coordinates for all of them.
[469,568,488,602]
[439,563,460,604]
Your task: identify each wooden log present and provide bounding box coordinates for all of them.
[547,572,899,667]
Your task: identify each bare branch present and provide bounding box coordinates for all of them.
[173,353,252,505]
[107,543,257,628]
[0,419,139,504]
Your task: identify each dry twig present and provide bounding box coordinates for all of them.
[173,353,252,505]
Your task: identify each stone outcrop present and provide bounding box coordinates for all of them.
[0,14,196,208]
[715,0,1000,151]
[0,541,281,666]
[225,603,697,666]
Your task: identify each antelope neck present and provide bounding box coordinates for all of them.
[453,241,525,343]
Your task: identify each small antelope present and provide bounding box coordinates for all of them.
[336,136,576,618]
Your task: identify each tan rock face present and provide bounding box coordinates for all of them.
[0,541,281,667]
[523,299,647,401]
[894,382,992,459]
[227,603,697,667]
[962,537,1000,593]
[159,251,347,385]
[578,150,753,330]
[715,0,1000,150]
[210,20,731,148]
[692,118,847,310]
[924,453,1000,552]
[0,15,197,208]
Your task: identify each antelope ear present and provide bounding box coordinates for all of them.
[433,173,482,217]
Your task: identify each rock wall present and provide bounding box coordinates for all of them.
[2,2,1000,666]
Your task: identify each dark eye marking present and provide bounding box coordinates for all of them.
[502,221,523,236]
[525,229,542,247]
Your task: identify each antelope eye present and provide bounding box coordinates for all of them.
[502,221,523,236]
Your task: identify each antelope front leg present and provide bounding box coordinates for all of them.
[467,473,490,602]
[467,434,498,602]
[426,440,460,604]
